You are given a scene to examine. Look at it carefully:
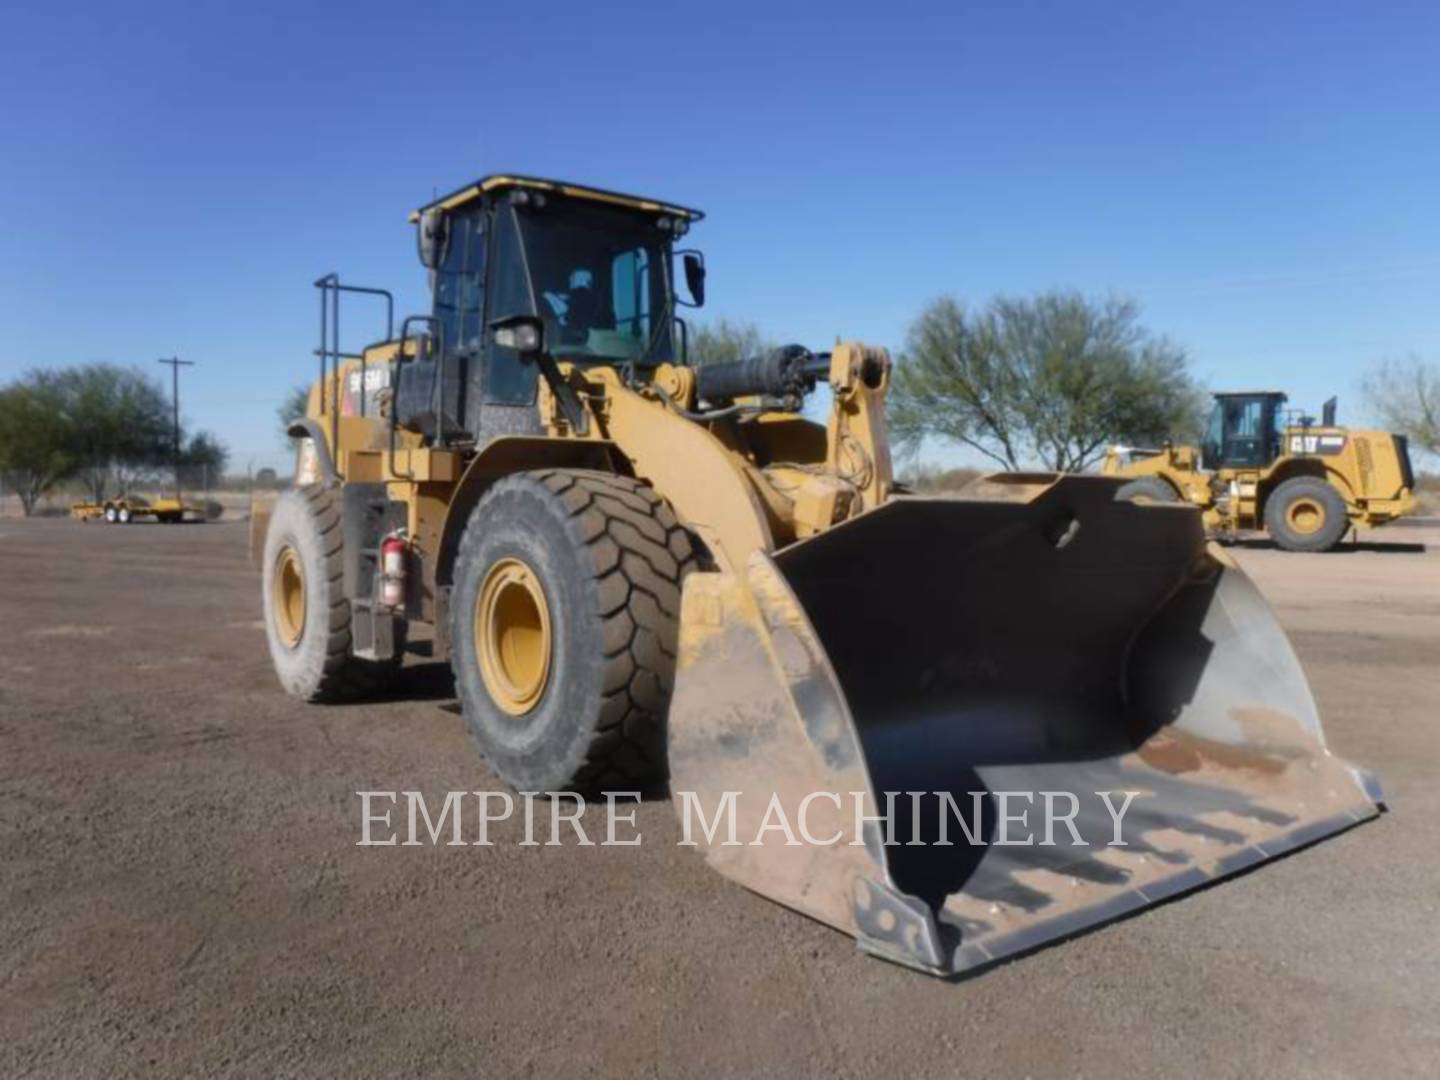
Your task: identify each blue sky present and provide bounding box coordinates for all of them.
[2,1,1437,471]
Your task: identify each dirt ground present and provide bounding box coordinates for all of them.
[2,516,1438,1078]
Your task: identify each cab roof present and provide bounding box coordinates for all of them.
[409,174,705,224]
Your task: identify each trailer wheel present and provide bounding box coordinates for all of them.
[262,486,403,701]
[116,506,132,524]
[1265,477,1349,552]
[104,505,118,524]
[1115,476,1179,503]
[450,470,695,791]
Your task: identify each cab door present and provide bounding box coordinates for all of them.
[429,210,487,438]
[461,205,544,442]
[1213,396,1281,469]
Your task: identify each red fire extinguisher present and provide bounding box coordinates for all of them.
[380,533,407,611]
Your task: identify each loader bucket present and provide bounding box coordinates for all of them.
[668,474,1382,976]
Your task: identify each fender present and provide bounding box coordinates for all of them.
[1260,457,1357,510]
[432,435,629,591]
[286,419,339,486]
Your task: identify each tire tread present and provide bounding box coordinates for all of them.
[457,469,694,788]
[292,485,400,701]
[539,470,694,787]
[1264,476,1349,553]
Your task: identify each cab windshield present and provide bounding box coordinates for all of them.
[515,201,677,364]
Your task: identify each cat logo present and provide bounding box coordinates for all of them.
[1289,433,1346,456]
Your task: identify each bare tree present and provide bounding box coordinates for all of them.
[889,292,1206,472]
[1363,357,1439,456]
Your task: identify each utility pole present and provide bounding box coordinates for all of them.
[157,357,195,499]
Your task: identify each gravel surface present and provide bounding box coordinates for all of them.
[2,517,1437,1078]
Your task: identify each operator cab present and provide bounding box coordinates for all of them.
[1200,391,1287,470]
[401,175,706,445]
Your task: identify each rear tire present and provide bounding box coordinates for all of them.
[1265,477,1348,552]
[117,506,132,524]
[1115,476,1179,503]
[450,470,694,792]
[262,486,403,701]
[104,505,118,524]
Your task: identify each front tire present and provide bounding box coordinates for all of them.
[262,486,402,701]
[1265,477,1348,552]
[450,470,694,792]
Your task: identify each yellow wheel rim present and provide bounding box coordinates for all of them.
[475,558,552,716]
[1287,498,1325,536]
[273,545,306,648]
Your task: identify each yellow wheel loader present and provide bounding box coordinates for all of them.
[1103,391,1416,552]
[260,175,1382,976]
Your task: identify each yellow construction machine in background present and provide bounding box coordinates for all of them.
[1104,390,1416,551]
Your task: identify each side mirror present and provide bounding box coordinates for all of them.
[680,250,706,307]
[417,209,449,271]
[490,313,545,357]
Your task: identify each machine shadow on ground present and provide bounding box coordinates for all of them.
[1228,537,1426,554]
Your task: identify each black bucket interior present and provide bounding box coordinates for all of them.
[775,484,1234,909]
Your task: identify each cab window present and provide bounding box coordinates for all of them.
[1228,399,1263,439]
[1215,397,1276,468]
[1201,403,1224,468]
[611,248,651,340]
[433,213,485,355]
[521,204,671,364]
[484,208,540,405]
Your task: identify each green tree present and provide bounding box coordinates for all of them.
[889,292,1206,472]
[688,319,772,368]
[1363,357,1439,456]
[176,431,230,490]
[0,372,80,515]
[57,363,172,501]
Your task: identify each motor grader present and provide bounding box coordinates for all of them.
[260,175,1382,976]
[1103,390,1416,552]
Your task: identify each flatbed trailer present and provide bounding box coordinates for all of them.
[70,495,204,524]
